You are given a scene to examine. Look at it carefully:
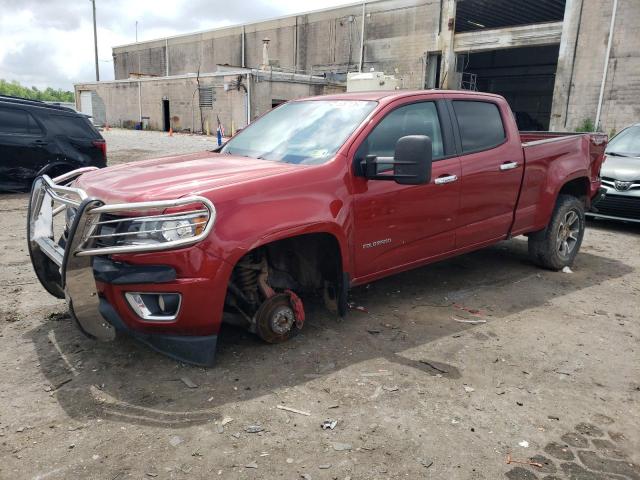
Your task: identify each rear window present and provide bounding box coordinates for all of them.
[48,114,99,138]
[0,107,43,135]
[453,101,506,153]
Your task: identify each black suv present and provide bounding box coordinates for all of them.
[0,95,106,191]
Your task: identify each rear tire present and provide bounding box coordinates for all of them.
[528,194,586,271]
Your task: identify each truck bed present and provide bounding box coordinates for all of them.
[509,131,608,236]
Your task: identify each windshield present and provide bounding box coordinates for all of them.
[606,125,640,157]
[221,100,377,164]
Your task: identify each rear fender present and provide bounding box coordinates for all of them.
[537,171,590,232]
[513,135,593,235]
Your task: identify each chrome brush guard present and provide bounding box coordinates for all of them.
[27,168,215,340]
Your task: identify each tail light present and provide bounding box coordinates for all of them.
[92,140,107,159]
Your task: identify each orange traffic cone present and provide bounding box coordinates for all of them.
[168,127,173,137]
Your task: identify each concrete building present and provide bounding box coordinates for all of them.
[76,0,640,134]
[75,67,344,133]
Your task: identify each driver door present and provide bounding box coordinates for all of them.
[351,99,461,281]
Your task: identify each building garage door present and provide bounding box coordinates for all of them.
[79,91,93,118]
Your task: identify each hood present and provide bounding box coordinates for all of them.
[75,151,300,203]
[601,154,640,181]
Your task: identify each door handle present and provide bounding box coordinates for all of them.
[434,174,458,185]
[31,140,48,147]
[500,161,519,171]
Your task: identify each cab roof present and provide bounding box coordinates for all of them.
[299,89,504,104]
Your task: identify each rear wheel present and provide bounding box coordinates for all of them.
[528,195,586,271]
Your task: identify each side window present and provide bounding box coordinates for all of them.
[48,114,99,139]
[359,102,445,161]
[0,107,42,135]
[452,101,505,153]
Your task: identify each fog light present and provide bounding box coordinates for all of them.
[125,292,181,321]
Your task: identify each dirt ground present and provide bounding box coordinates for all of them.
[1,129,639,480]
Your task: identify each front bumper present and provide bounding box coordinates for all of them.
[27,169,224,366]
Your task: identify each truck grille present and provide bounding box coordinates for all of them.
[594,194,640,220]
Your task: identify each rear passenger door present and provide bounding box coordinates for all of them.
[449,99,523,248]
[0,106,50,188]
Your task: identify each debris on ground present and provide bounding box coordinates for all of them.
[245,462,258,469]
[518,440,530,448]
[418,458,434,468]
[347,302,368,313]
[52,378,73,391]
[169,436,183,447]
[180,376,198,388]
[46,311,70,322]
[506,452,543,468]
[277,405,311,416]
[369,385,383,400]
[221,417,233,426]
[463,385,475,393]
[419,360,449,374]
[318,464,332,469]
[244,425,264,433]
[452,317,487,324]
[383,385,399,392]
[453,304,484,316]
[367,328,381,334]
[321,419,338,430]
[562,266,573,273]
[332,442,352,451]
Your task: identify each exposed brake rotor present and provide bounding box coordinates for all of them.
[254,293,304,343]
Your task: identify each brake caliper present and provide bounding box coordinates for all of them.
[285,289,305,329]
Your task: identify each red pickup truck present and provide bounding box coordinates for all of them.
[27,90,607,365]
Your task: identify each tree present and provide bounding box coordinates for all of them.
[0,79,74,103]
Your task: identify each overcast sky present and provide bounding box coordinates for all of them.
[0,0,355,91]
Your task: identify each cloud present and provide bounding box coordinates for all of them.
[0,0,355,91]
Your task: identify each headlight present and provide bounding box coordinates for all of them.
[160,219,195,242]
[94,211,210,248]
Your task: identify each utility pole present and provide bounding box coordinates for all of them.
[91,0,99,81]
[135,20,138,42]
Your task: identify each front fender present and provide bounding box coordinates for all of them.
[205,209,351,277]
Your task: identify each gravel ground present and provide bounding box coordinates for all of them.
[0,129,638,480]
[102,128,222,165]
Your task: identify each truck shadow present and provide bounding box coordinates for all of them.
[26,237,633,428]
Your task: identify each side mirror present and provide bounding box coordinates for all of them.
[393,135,432,185]
[360,135,433,185]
